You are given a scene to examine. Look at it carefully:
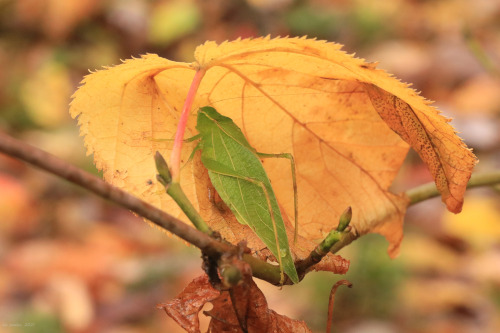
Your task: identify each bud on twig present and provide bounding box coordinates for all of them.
[337,206,352,232]
[155,151,172,186]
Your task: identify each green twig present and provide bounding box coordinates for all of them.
[296,207,352,275]
[329,170,500,255]
[407,170,500,206]
[155,152,213,235]
[329,230,359,254]
[316,207,352,253]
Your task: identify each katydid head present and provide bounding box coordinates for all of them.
[197,106,233,129]
[196,106,256,153]
[196,107,215,135]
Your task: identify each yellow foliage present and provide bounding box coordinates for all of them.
[70,37,476,258]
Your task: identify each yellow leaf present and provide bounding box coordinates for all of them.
[70,55,199,223]
[70,37,476,260]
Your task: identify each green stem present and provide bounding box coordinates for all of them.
[407,170,500,206]
[243,253,282,283]
[167,182,213,235]
[329,231,359,254]
[155,152,213,235]
[330,170,500,254]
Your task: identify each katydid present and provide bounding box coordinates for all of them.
[193,106,299,284]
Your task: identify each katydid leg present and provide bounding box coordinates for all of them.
[257,152,298,243]
[149,134,202,169]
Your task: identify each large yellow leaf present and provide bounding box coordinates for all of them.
[70,37,476,260]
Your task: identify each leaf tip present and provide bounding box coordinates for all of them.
[387,241,402,259]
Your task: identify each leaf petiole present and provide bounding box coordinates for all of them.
[170,67,206,182]
[407,170,500,206]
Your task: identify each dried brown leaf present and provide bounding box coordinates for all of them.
[206,261,312,333]
[160,265,312,333]
[157,275,219,333]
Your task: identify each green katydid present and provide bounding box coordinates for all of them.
[185,106,299,284]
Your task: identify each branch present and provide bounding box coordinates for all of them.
[3,129,499,285]
[329,170,500,254]
[0,131,284,285]
[406,170,500,205]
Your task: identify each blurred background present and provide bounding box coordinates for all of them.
[0,0,499,332]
